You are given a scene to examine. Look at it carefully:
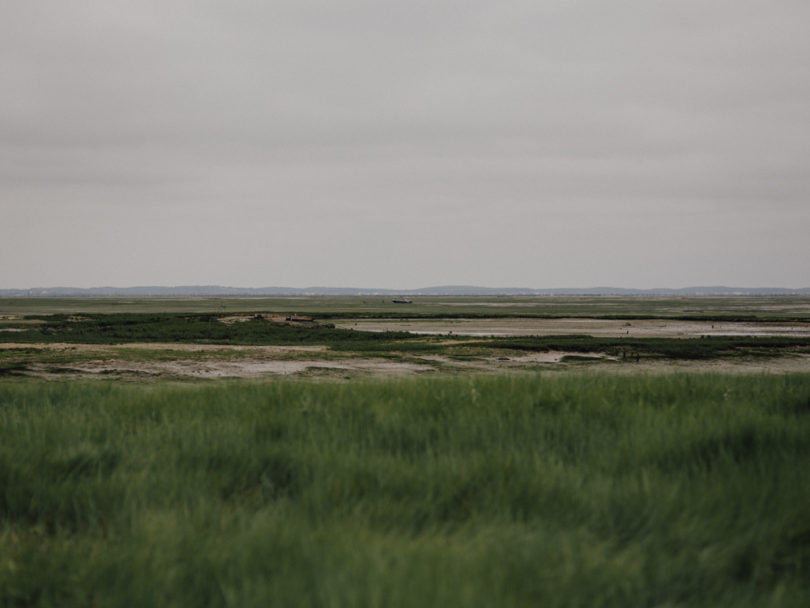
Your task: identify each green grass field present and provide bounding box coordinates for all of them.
[2,374,810,606]
[3,295,810,320]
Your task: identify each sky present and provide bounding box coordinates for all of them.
[2,0,809,289]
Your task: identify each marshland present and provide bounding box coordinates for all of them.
[2,296,809,606]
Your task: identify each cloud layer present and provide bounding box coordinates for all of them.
[2,1,809,288]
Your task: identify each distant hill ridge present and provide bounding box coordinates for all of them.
[2,285,809,297]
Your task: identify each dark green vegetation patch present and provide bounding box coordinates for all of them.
[2,374,810,606]
[3,313,419,349]
[480,334,810,360]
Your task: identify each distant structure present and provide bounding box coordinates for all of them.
[285,314,313,322]
[392,298,413,304]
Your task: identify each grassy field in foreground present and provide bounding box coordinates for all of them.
[2,374,810,606]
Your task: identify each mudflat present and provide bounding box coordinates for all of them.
[336,317,810,338]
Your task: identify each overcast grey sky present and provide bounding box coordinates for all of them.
[2,0,809,289]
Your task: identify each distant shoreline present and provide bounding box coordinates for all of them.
[1,285,809,297]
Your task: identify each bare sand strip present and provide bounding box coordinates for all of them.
[18,354,810,380]
[14,352,810,380]
[26,358,435,379]
[337,318,810,338]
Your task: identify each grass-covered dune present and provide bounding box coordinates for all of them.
[2,374,810,606]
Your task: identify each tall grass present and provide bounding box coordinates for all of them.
[2,374,810,606]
